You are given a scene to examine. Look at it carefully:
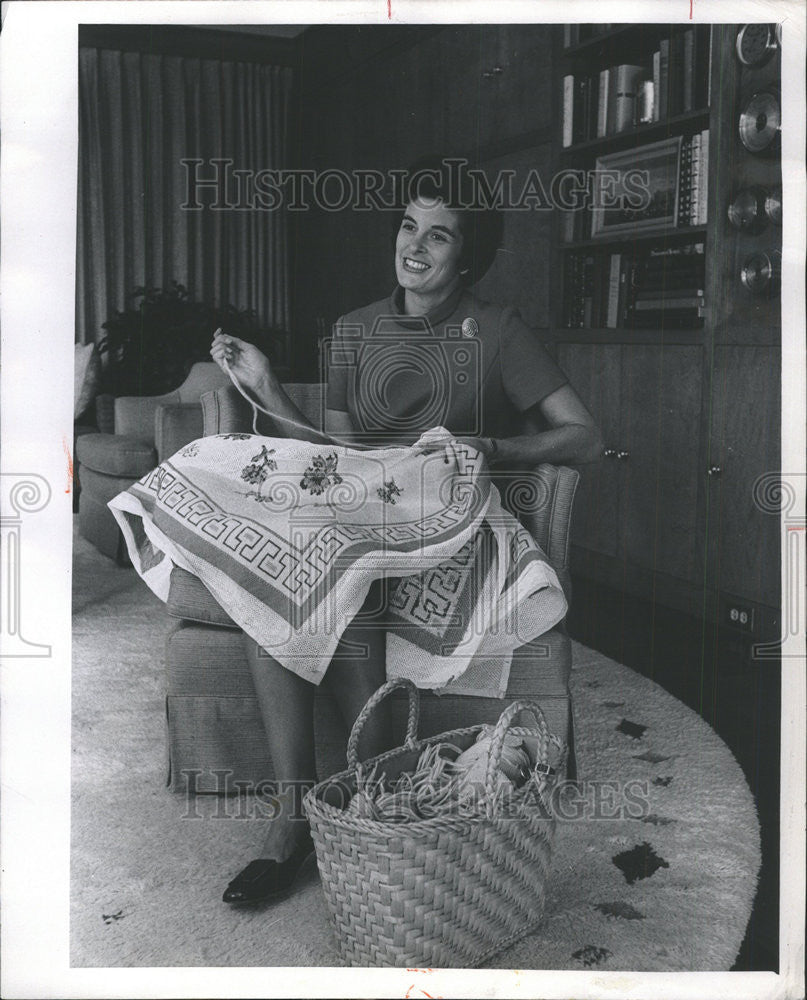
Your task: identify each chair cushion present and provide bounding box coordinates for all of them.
[76,433,157,477]
[165,620,571,791]
[167,567,240,627]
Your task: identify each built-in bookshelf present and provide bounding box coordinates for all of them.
[549,22,782,641]
[555,24,717,334]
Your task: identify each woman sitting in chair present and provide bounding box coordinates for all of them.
[206,157,602,904]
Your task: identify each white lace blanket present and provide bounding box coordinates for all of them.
[108,429,566,696]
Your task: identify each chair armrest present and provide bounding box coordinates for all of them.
[114,391,180,440]
[155,403,205,462]
[518,464,579,569]
[201,385,262,436]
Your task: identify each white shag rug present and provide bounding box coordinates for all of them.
[71,522,760,971]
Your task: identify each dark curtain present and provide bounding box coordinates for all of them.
[76,46,292,345]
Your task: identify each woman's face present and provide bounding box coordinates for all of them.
[395,197,465,300]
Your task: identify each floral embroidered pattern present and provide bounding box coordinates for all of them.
[219,433,253,440]
[300,453,343,496]
[377,478,403,505]
[181,442,200,458]
[241,445,277,502]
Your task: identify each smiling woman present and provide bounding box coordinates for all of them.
[396,198,467,311]
[139,154,604,907]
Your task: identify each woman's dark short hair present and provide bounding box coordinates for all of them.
[392,155,504,286]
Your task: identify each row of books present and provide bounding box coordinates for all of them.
[559,129,710,243]
[562,244,707,329]
[561,27,712,146]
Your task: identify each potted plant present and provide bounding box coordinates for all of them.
[97,282,287,397]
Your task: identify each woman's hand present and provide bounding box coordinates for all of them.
[413,432,497,463]
[210,328,274,395]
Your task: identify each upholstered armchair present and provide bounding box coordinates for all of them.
[162,382,580,793]
[76,362,230,562]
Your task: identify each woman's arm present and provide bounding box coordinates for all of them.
[492,384,604,467]
[453,384,603,467]
[324,408,361,445]
[211,331,357,446]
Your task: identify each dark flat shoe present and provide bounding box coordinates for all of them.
[222,836,315,904]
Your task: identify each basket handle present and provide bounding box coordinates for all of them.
[484,698,551,801]
[346,676,420,770]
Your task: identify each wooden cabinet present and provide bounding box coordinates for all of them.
[703,346,781,609]
[559,343,704,585]
[620,345,704,579]
[441,25,554,154]
[559,336,780,630]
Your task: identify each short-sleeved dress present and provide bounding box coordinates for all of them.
[326,284,568,445]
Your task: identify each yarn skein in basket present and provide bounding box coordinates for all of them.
[303,677,564,968]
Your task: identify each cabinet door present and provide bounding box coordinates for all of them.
[620,346,704,580]
[557,344,620,557]
[441,25,554,154]
[440,25,492,153]
[492,25,555,141]
[704,346,781,607]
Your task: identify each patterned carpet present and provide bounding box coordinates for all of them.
[71,522,759,970]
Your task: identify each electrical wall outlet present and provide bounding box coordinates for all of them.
[722,598,756,633]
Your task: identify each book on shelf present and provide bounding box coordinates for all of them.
[652,51,661,121]
[668,32,684,116]
[698,128,709,225]
[691,132,701,226]
[606,253,621,328]
[613,64,645,132]
[658,38,670,120]
[695,25,711,108]
[562,74,574,147]
[635,284,706,298]
[677,134,693,227]
[634,295,705,310]
[683,28,695,113]
[597,68,610,138]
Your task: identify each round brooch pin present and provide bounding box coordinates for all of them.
[461,317,479,338]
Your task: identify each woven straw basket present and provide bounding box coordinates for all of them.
[303,678,560,968]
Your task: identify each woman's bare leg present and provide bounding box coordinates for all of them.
[243,579,392,860]
[324,578,392,760]
[244,636,315,860]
